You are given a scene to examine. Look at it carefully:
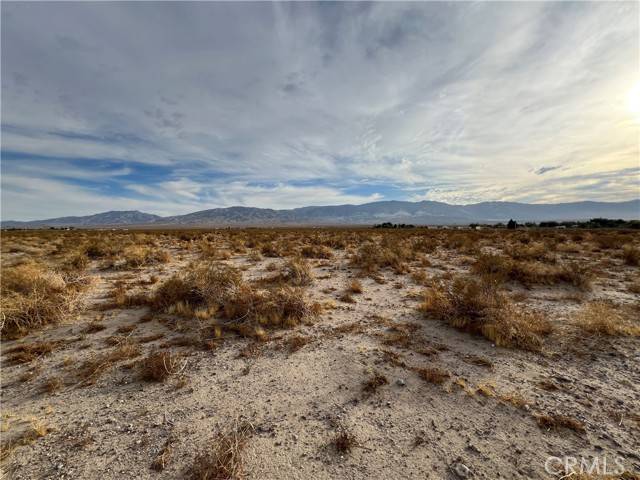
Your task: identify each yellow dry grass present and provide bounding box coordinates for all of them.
[575,302,640,336]
[1,262,86,338]
[419,276,552,351]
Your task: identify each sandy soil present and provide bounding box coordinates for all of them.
[1,234,639,479]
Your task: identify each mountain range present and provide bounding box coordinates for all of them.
[2,199,639,228]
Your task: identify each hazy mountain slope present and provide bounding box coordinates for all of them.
[153,199,639,225]
[159,206,283,225]
[460,200,640,222]
[1,210,161,228]
[2,200,639,228]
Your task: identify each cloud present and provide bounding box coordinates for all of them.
[535,166,561,175]
[1,2,638,219]
[1,170,383,220]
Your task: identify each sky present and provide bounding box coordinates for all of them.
[1,1,639,220]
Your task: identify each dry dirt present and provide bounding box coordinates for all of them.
[1,229,639,479]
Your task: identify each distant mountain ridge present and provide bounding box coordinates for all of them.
[2,210,161,228]
[3,200,639,228]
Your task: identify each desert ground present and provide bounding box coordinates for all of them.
[1,227,639,479]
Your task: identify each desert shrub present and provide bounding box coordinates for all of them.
[223,285,319,329]
[151,436,175,472]
[198,239,218,257]
[481,303,552,350]
[190,421,254,480]
[189,263,243,304]
[260,242,282,258]
[177,231,199,242]
[152,262,243,312]
[138,350,183,382]
[62,251,90,271]
[280,257,313,286]
[0,419,51,462]
[1,262,84,338]
[556,242,582,254]
[542,237,559,252]
[104,283,148,309]
[122,245,171,268]
[42,376,63,393]
[444,234,466,250]
[413,236,438,254]
[507,242,554,262]
[300,245,333,259]
[347,279,363,294]
[248,250,262,262]
[84,239,117,259]
[473,254,592,290]
[570,232,585,242]
[332,426,356,454]
[230,239,246,254]
[4,340,64,364]
[351,241,411,275]
[534,413,585,433]
[594,234,625,250]
[282,334,310,353]
[419,276,551,351]
[76,343,141,385]
[472,253,512,283]
[199,240,233,260]
[444,233,478,254]
[575,302,640,336]
[622,245,640,266]
[414,366,450,384]
[152,261,320,334]
[338,292,356,303]
[554,262,592,290]
[517,233,532,244]
[362,372,388,395]
[152,276,196,312]
[350,242,379,274]
[321,235,348,250]
[2,261,65,295]
[411,270,429,285]
[420,276,499,325]
[506,261,557,286]
[132,233,157,246]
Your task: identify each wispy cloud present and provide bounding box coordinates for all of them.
[535,166,561,175]
[1,2,638,220]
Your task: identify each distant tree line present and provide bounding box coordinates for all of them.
[373,222,416,229]
[470,218,640,229]
[538,218,640,229]
[2,226,77,231]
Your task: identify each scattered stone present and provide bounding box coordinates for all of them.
[452,462,471,478]
[396,378,406,387]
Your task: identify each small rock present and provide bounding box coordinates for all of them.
[396,379,406,387]
[452,462,471,478]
